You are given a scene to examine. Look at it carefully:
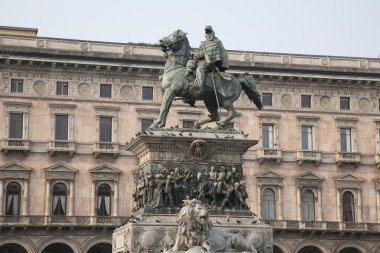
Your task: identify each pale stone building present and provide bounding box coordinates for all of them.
[0,26,380,253]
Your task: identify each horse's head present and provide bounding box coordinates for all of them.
[159,29,188,56]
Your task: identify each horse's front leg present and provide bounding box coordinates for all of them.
[150,88,176,129]
[217,103,241,129]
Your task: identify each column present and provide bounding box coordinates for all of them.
[296,187,301,221]
[90,181,96,224]
[22,180,29,215]
[317,188,322,221]
[90,181,96,216]
[68,181,74,216]
[336,189,341,222]
[0,180,4,215]
[257,185,262,217]
[113,182,119,216]
[357,189,362,222]
[377,190,380,223]
[45,180,51,216]
[277,186,283,220]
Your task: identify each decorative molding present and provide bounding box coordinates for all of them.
[0,162,32,179]
[44,163,77,181]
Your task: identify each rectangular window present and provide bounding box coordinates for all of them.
[340,97,350,110]
[301,95,311,108]
[262,93,272,106]
[9,113,23,139]
[142,86,153,100]
[224,122,235,131]
[11,79,23,93]
[182,120,194,129]
[141,119,154,132]
[55,115,68,140]
[100,84,112,98]
[262,124,274,149]
[99,117,112,142]
[340,128,352,152]
[56,81,68,96]
[301,126,313,150]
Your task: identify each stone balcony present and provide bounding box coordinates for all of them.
[48,140,76,157]
[267,220,380,233]
[0,215,128,226]
[296,150,321,165]
[336,152,361,167]
[0,138,30,155]
[258,148,282,164]
[93,142,119,158]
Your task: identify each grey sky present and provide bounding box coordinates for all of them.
[1,0,379,58]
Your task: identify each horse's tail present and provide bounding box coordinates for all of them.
[240,75,263,110]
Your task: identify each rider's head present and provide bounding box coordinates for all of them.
[204,25,215,41]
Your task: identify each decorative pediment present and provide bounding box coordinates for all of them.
[256,170,284,186]
[335,173,363,190]
[0,162,32,179]
[44,163,77,180]
[295,171,324,188]
[90,164,121,181]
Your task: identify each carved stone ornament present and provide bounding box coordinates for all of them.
[120,85,134,100]
[188,140,209,160]
[33,80,48,96]
[281,94,292,107]
[320,95,332,110]
[78,83,92,98]
[358,98,371,112]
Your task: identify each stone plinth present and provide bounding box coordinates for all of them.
[113,129,272,252]
[113,214,272,253]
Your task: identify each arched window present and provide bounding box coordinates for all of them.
[262,188,276,220]
[342,191,355,222]
[301,189,315,221]
[97,183,111,216]
[52,183,67,215]
[6,182,21,215]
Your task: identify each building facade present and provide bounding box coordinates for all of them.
[0,26,380,253]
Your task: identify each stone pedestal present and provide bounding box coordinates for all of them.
[113,129,273,253]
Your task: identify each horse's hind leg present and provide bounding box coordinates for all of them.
[218,102,241,129]
[194,99,220,129]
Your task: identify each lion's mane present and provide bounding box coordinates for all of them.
[174,199,210,250]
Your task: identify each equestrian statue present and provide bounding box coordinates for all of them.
[149,26,263,130]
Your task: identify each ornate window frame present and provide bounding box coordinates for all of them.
[1,102,32,154]
[296,116,321,165]
[177,109,202,129]
[374,119,380,168]
[49,104,76,157]
[295,171,324,222]
[136,108,159,132]
[94,106,120,158]
[255,170,284,220]
[44,163,77,216]
[335,173,363,223]
[258,114,281,163]
[335,117,360,167]
[375,178,380,223]
[89,164,121,222]
[0,162,32,216]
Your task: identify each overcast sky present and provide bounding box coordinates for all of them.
[1,0,379,58]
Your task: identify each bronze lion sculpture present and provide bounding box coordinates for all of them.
[169,199,258,253]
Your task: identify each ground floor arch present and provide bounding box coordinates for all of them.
[87,243,112,253]
[273,245,284,253]
[40,243,74,253]
[298,246,323,253]
[338,248,362,253]
[0,244,28,253]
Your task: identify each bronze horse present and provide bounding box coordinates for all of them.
[149,29,263,129]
